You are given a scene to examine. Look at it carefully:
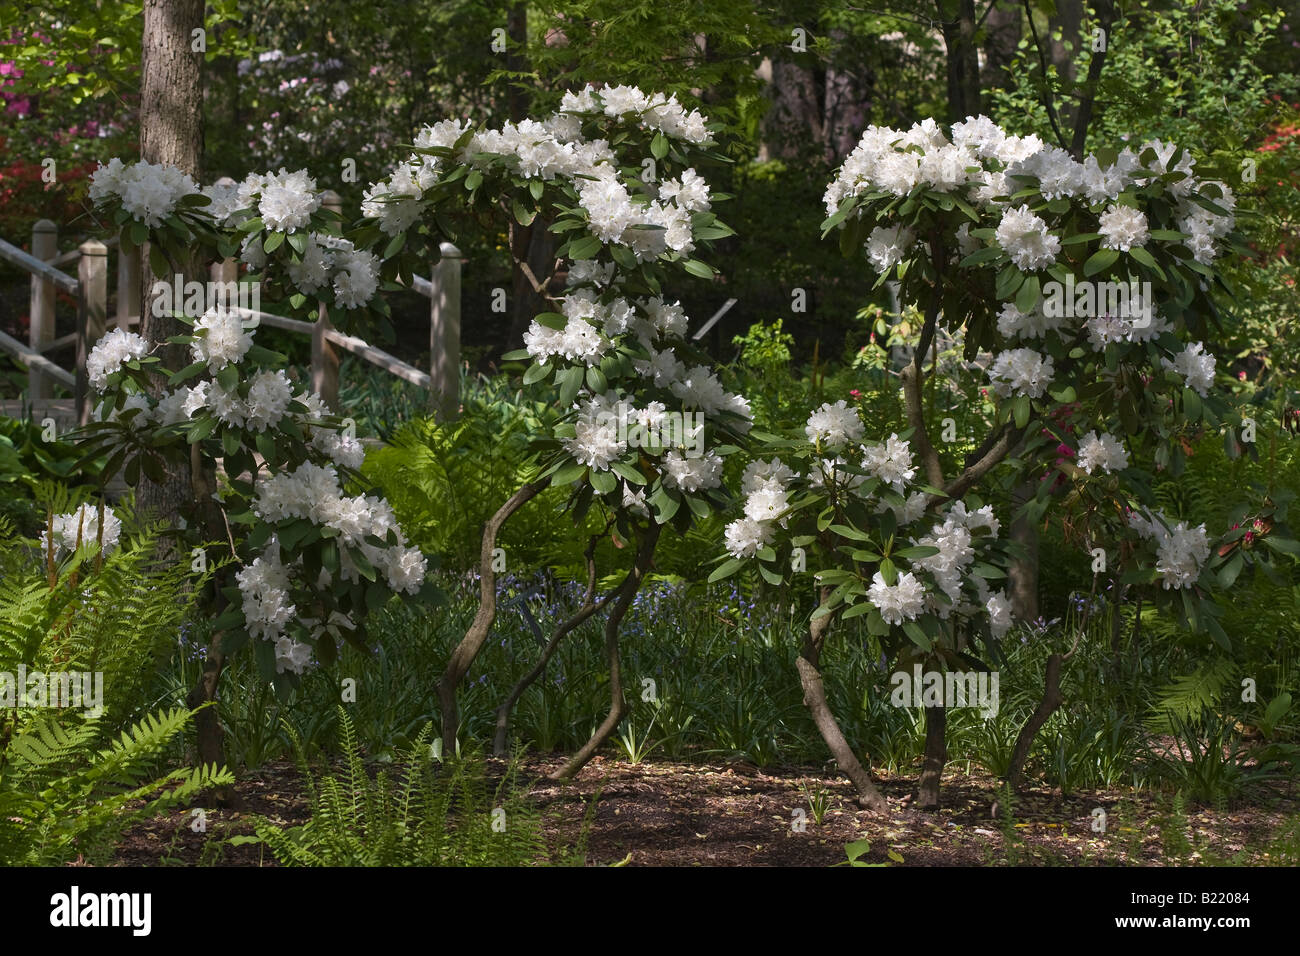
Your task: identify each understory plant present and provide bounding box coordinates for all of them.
[230,708,586,866]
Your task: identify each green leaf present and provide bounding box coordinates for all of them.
[567,235,602,260]
[1015,274,1040,314]
[611,460,645,485]
[263,231,285,253]
[549,461,586,486]
[522,362,551,386]
[1013,394,1031,429]
[149,245,170,279]
[651,132,669,160]
[589,469,616,494]
[709,558,745,583]
[903,621,932,651]
[1084,247,1119,277]
[682,259,716,279]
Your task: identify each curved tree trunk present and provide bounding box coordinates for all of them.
[548,523,661,781]
[797,592,888,811]
[493,534,612,755]
[1004,652,1064,790]
[437,479,548,745]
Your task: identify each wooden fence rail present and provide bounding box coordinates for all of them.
[0,196,464,426]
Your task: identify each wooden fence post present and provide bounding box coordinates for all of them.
[75,239,109,424]
[312,189,342,410]
[208,177,239,288]
[28,219,57,400]
[116,235,141,332]
[430,242,462,422]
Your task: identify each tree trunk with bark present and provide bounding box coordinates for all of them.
[548,522,662,780]
[939,0,982,122]
[917,702,948,809]
[138,0,204,529]
[436,480,547,744]
[1005,652,1064,790]
[797,591,888,811]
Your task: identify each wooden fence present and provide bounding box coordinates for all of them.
[0,186,464,428]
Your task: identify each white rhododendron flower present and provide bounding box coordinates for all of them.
[805,400,864,447]
[86,329,149,390]
[867,570,927,625]
[191,308,253,371]
[662,449,723,492]
[986,590,1014,639]
[1165,341,1216,397]
[1097,204,1150,252]
[1128,508,1211,590]
[988,348,1054,398]
[1076,430,1130,475]
[996,301,1066,340]
[865,224,916,273]
[89,158,198,226]
[247,167,321,232]
[995,206,1061,271]
[861,433,916,491]
[724,517,773,559]
[741,458,796,495]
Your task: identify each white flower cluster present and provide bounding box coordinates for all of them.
[825,116,1237,274]
[86,329,148,389]
[867,570,927,625]
[87,315,367,471]
[562,394,627,470]
[861,434,917,491]
[995,206,1062,272]
[1164,341,1217,397]
[805,400,866,447]
[201,181,246,227]
[363,85,712,262]
[39,503,122,558]
[723,408,1013,639]
[1098,204,1150,252]
[236,464,426,673]
[995,301,1068,340]
[1127,508,1211,590]
[987,348,1055,398]
[89,158,198,227]
[191,308,253,371]
[723,458,796,558]
[910,502,1002,620]
[183,369,294,433]
[248,229,379,310]
[238,167,322,232]
[1076,430,1130,475]
[564,85,710,144]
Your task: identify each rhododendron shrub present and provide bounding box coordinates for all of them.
[77,158,430,691]
[357,86,751,771]
[715,116,1299,808]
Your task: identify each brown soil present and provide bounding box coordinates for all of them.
[112,755,1300,867]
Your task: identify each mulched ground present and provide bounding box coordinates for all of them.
[112,755,1300,867]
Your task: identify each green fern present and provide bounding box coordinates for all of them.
[0,706,233,865]
[233,707,586,866]
[1148,658,1235,733]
